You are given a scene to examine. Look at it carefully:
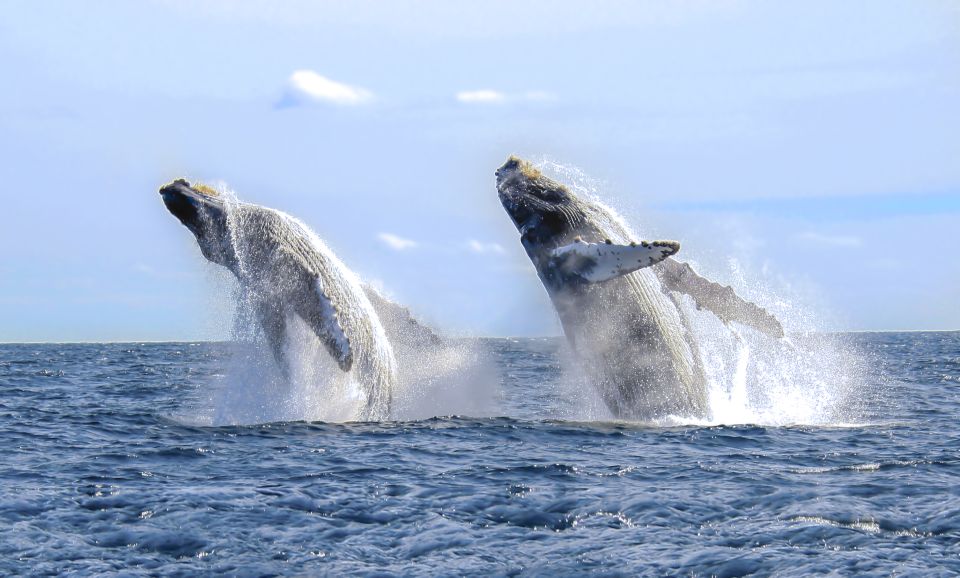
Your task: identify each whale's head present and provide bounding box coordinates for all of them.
[496,156,586,249]
[159,179,235,268]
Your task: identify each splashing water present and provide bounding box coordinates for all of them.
[532,159,869,427]
[183,172,866,427]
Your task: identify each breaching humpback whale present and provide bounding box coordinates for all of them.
[159,179,398,420]
[496,157,783,420]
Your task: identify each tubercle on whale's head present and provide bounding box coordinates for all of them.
[158,178,235,267]
[191,182,221,198]
[495,155,584,248]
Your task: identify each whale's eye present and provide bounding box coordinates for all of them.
[532,185,567,205]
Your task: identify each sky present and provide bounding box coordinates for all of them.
[0,0,958,341]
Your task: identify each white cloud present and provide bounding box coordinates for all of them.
[456,89,558,105]
[796,231,862,248]
[467,240,506,255]
[456,89,506,104]
[378,232,418,251]
[286,70,373,106]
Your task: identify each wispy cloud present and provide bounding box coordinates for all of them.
[456,89,557,105]
[795,231,862,248]
[284,70,373,106]
[378,232,418,251]
[466,240,506,255]
[456,89,506,104]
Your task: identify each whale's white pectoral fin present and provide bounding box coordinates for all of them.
[268,249,354,372]
[656,258,785,338]
[295,278,354,372]
[550,239,680,283]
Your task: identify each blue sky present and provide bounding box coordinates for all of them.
[1,0,958,341]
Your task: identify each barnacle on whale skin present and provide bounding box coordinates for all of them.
[192,183,221,197]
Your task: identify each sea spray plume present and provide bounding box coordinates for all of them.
[365,288,501,420]
[159,179,395,421]
[496,156,785,421]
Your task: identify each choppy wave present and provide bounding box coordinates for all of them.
[0,333,957,574]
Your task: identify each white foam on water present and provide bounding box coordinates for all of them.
[204,311,366,425]
[687,301,864,426]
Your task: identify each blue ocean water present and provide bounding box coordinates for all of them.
[1,333,958,576]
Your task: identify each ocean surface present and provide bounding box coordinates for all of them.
[1,332,958,576]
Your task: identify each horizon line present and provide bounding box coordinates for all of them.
[2,328,958,345]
